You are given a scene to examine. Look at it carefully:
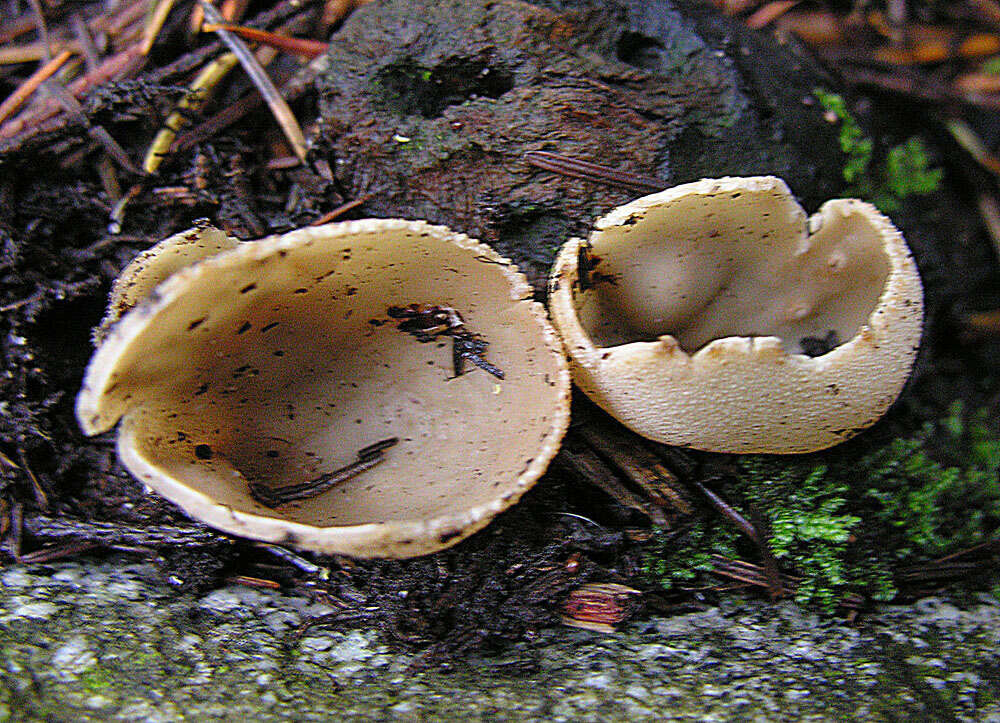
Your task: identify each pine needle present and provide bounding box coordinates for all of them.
[0,49,73,124]
[201,23,328,58]
[141,0,178,55]
[143,51,239,173]
[198,0,308,164]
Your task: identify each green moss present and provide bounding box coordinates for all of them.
[860,402,1000,560]
[730,457,881,612]
[812,88,942,213]
[814,89,872,185]
[78,667,113,693]
[881,138,943,197]
[981,56,1000,75]
[643,524,737,592]
[643,404,1000,612]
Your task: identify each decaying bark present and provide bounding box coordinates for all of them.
[314,0,844,288]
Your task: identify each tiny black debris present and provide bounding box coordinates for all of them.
[576,242,616,291]
[388,304,505,379]
[799,330,841,357]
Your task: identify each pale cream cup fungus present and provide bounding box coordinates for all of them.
[548,176,923,454]
[77,220,570,558]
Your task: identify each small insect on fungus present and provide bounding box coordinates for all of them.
[249,437,400,507]
[388,304,505,379]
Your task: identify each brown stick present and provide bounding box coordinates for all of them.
[199,0,308,163]
[692,479,785,598]
[711,555,800,590]
[0,44,144,142]
[309,193,375,225]
[575,421,693,515]
[202,23,328,58]
[556,445,669,526]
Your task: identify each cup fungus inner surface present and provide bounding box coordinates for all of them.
[78,222,567,543]
[575,180,891,355]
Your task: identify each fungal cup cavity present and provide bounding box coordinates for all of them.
[573,177,892,357]
[78,220,570,557]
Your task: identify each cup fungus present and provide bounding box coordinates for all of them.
[548,176,923,454]
[77,220,570,557]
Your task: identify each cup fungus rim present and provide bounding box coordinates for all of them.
[78,219,572,557]
[547,175,924,454]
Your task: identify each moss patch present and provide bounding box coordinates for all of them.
[813,88,942,213]
[643,403,1000,612]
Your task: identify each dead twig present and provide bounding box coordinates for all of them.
[309,192,377,225]
[5,0,143,172]
[23,514,229,547]
[41,76,143,174]
[202,23,328,58]
[70,13,100,72]
[873,32,1000,66]
[0,13,46,46]
[26,0,53,64]
[931,539,1000,564]
[896,561,986,583]
[710,555,800,590]
[692,479,785,598]
[143,51,239,174]
[249,440,395,508]
[141,0,179,55]
[173,89,263,151]
[574,419,693,516]
[691,479,758,541]
[16,450,47,510]
[0,44,145,144]
[227,575,281,590]
[258,543,325,575]
[977,193,1000,264]
[1,501,24,560]
[746,1,800,30]
[948,119,1000,176]
[840,65,1000,111]
[18,541,101,564]
[556,445,668,526]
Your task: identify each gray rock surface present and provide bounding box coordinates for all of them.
[2,560,998,721]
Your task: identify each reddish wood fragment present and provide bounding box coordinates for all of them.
[560,582,641,633]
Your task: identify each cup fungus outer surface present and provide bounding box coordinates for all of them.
[548,176,924,454]
[94,222,239,344]
[78,219,571,558]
